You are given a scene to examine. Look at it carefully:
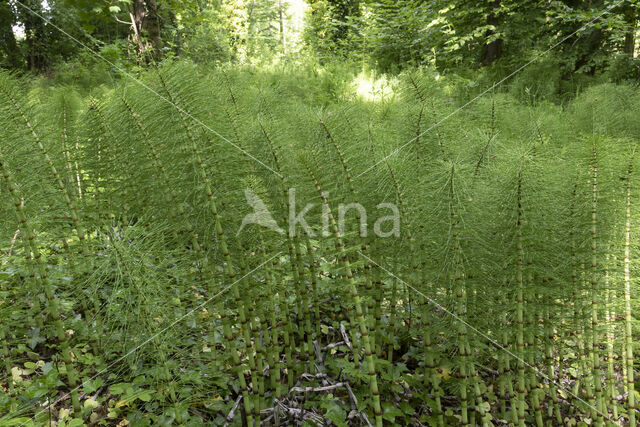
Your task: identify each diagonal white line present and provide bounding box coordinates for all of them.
[358,250,612,421]
[14,251,282,425]
[13,0,283,179]
[354,1,623,180]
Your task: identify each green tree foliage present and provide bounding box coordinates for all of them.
[304,0,363,60]
[303,0,640,74]
[0,1,21,69]
[1,0,638,76]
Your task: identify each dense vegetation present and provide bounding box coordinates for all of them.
[2,0,640,426]
[1,1,639,76]
[0,62,639,426]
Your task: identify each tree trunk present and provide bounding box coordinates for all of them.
[144,0,163,61]
[0,1,22,69]
[131,0,146,59]
[575,27,603,75]
[130,0,162,63]
[624,6,637,56]
[278,0,286,53]
[18,0,47,71]
[169,10,181,56]
[480,0,503,66]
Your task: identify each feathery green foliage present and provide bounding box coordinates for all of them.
[2,62,640,426]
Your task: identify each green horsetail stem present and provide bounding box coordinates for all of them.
[187,136,260,423]
[544,290,563,424]
[218,72,242,145]
[467,343,490,427]
[0,158,81,413]
[221,70,241,119]
[119,95,213,280]
[86,99,104,222]
[429,99,447,160]
[57,93,85,263]
[449,165,470,426]
[58,93,80,201]
[305,236,321,336]
[497,266,510,420]
[380,140,433,406]
[382,152,414,373]
[221,311,254,427]
[259,232,283,398]
[13,215,44,329]
[590,145,604,426]
[155,70,255,425]
[0,84,90,257]
[568,184,592,416]
[364,126,386,358]
[423,296,444,426]
[237,257,261,422]
[280,294,296,390]
[624,159,636,427]
[372,266,384,358]
[407,73,425,158]
[473,100,496,178]
[319,117,366,363]
[218,72,243,144]
[53,91,83,201]
[53,94,95,325]
[388,257,398,366]
[605,272,619,420]
[87,100,139,223]
[293,237,314,369]
[303,161,383,427]
[259,120,307,381]
[240,256,266,424]
[525,271,543,427]
[516,171,526,427]
[556,322,568,420]
[0,81,98,349]
[107,235,177,400]
[252,320,265,425]
[577,264,595,418]
[523,135,544,427]
[415,104,425,160]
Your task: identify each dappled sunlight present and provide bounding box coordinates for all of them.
[352,72,396,102]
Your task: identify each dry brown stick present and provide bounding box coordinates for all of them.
[360,411,373,427]
[345,382,358,409]
[345,382,373,427]
[313,340,324,364]
[323,341,345,351]
[300,372,328,381]
[224,395,242,426]
[274,399,324,424]
[340,323,352,350]
[290,383,346,394]
[2,229,20,265]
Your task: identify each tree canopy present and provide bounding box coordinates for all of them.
[1,0,638,77]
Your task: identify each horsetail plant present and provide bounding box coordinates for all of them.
[0,157,81,414]
[3,64,640,427]
[623,151,636,427]
[302,157,383,427]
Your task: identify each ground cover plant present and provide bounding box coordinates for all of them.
[0,60,640,427]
